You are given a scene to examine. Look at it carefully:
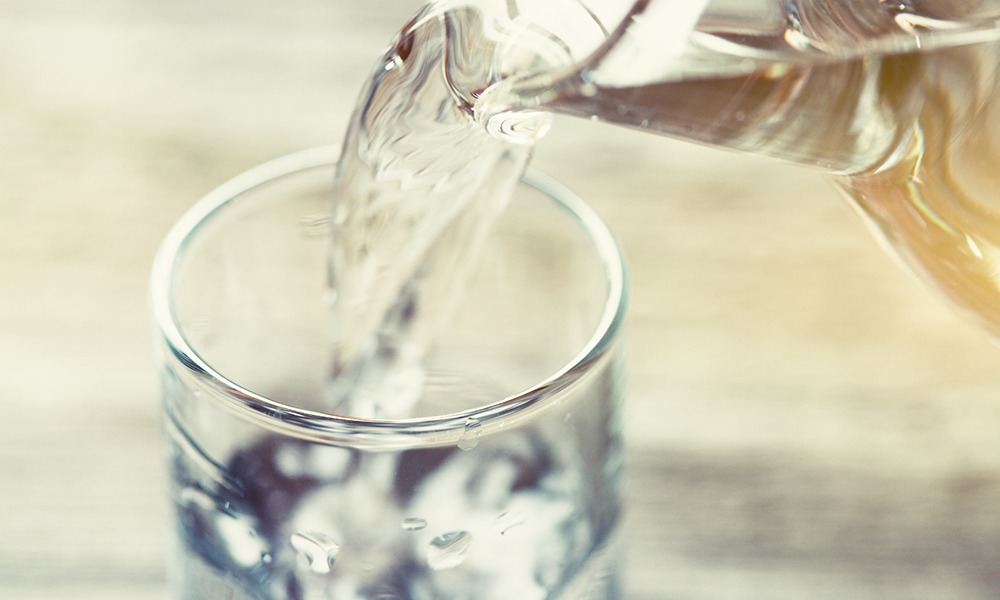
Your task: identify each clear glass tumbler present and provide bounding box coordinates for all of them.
[150,146,628,600]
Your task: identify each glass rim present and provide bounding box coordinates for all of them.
[150,145,627,448]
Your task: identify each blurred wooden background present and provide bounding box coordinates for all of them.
[4,0,1000,598]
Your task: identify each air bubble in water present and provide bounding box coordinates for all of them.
[427,530,473,570]
[290,530,341,574]
[457,418,482,451]
[401,517,428,531]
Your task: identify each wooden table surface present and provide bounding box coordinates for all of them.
[5,1,1000,598]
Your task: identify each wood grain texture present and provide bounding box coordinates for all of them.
[3,1,1000,598]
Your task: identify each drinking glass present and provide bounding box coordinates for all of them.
[150,146,628,599]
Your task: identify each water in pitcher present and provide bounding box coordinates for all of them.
[480,0,1000,339]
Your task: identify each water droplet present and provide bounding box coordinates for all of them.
[290,530,341,574]
[457,418,481,451]
[401,517,428,531]
[427,531,473,570]
[494,511,525,535]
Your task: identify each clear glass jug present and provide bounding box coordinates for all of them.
[332,0,1000,386]
[460,0,1000,339]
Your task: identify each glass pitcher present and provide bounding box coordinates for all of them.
[457,0,1000,340]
